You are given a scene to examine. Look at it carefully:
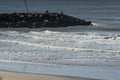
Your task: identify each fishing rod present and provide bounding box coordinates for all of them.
[24,0,29,13]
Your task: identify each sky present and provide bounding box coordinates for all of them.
[0,0,120,13]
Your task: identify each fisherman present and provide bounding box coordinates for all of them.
[43,10,50,23]
[45,10,49,14]
[60,12,64,18]
[60,12,63,15]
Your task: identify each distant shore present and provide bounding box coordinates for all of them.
[0,71,99,80]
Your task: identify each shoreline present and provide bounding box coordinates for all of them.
[0,59,120,80]
[0,71,99,80]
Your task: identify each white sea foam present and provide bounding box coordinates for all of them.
[0,29,120,66]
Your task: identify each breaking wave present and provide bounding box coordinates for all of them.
[0,29,120,66]
[91,22,120,31]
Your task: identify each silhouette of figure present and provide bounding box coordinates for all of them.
[60,12,64,18]
[46,10,49,14]
[61,12,63,15]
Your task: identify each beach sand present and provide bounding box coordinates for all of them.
[0,71,99,80]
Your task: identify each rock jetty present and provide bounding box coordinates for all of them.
[0,11,92,28]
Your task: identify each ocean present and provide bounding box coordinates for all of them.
[0,0,120,80]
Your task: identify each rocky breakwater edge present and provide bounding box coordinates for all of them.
[0,11,92,28]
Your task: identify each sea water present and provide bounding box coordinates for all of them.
[0,0,120,80]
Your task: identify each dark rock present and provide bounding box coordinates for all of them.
[0,12,92,28]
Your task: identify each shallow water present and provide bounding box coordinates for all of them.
[0,61,120,80]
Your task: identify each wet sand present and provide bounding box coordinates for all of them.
[0,71,99,80]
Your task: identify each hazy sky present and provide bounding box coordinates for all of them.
[0,0,120,13]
